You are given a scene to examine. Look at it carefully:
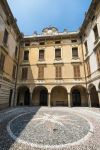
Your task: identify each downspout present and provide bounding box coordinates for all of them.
[13,38,21,107]
[80,35,88,90]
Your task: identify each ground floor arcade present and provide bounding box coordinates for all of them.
[16,84,100,107]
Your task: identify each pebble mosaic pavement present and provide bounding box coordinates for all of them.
[0,107,100,150]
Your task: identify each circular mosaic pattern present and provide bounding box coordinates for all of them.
[7,110,92,149]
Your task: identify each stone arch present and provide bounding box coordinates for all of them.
[71,85,88,107]
[32,86,48,106]
[88,84,99,107]
[17,86,30,106]
[51,86,68,106]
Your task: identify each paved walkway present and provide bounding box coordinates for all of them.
[0,107,100,150]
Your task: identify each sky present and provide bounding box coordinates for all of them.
[7,0,92,35]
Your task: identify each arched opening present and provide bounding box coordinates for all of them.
[33,86,48,106]
[71,85,88,107]
[51,86,68,106]
[17,86,30,106]
[72,89,81,106]
[89,85,99,107]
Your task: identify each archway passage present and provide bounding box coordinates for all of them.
[71,85,88,107]
[51,86,68,106]
[40,89,48,106]
[17,86,30,106]
[90,85,99,107]
[32,86,48,106]
[72,89,81,106]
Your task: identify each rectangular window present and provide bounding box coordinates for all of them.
[0,52,5,72]
[55,48,61,59]
[71,39,77,43]
[93,25,99,41]
[25,42,30,47]
[3,29,9,45]
[72,47,78,58]
[55,66,62,79]
[12,65,16,79]
[39,42,45,45]
[22,68,28,80]
[55,41,61,44]
[24,51,29,61]
[84,41,88,55]
[38,66,44,80]
[15,46,18,58]
[73,65,80,78]
[86,60,91,76]
[96,49,100,68]
[39,50,44,60]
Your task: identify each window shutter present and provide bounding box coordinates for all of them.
[38,66,44,79]
[55,66,62,79]
[0,53,5,71]
[39,50,44,60]
[73,65,80,78]
[55,49,61,59]
[22,68,28,80]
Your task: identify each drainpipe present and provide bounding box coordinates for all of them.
[80,35,88,90]
[13,38,21,107]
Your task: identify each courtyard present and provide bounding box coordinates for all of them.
[0,107,100,150]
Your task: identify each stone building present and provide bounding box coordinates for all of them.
[0,0,21,109]
[0,0,100,109]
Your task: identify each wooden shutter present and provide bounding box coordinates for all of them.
[24,51,29,61]
[39,50,44,60]
[55,66,62,79]
[3,29,9,45]
[73,65,80,78]
[38,66,44,79]
[0,53,5,71]
[55,49,61,59]
[22,68,28,80]
[72,47,78,58]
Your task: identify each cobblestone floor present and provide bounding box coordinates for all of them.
[0,107,100,150]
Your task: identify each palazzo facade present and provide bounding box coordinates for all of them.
[0,0,100,109]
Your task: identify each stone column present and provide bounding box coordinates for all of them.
[88,92,91,107]
[98,91,100,107]
[68,93,71,107]
[48,93,51,107]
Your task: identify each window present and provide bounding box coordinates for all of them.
[22,68,28,80]
[55,41,61,44]
[24,51,29,61]
[12,65,16,79]
[0,52,5,72]
[93,25,99,41]
[15,46,18,58]
[39,42,45,45]
[55,48,61,59]
[71,40,77,43]
[25,42,30,47]
[86,60,91,76]
[72,47,78,58]
[39,50,44,60]
[3,29,9,45]
[96,49,100,68]
[55,65,62,79]
[38,66,44,80]
[73,65,80,78]
[84,41,88,55]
